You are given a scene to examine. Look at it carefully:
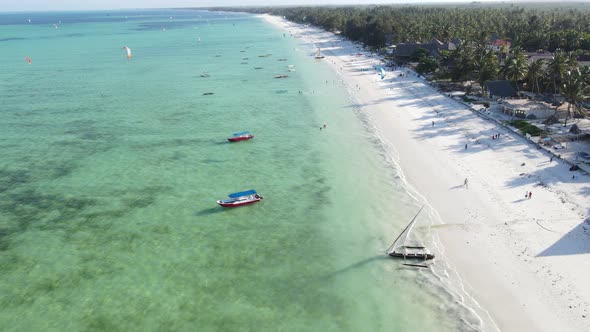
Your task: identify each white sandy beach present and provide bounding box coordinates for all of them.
[262,14,590,332]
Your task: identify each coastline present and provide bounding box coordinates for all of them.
[261,14,590,332]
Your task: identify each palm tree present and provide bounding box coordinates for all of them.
[450,42,477,81]
[561,68,589,127]
[502,47,528,91]
[526,58,545,95]
[476,48,499,96]
[546,50,574,96]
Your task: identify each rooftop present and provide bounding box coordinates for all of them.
[491,40,511,47]
[485,80,517,98]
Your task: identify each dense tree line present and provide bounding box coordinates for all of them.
[439,44,588,121]
[209,4,590,120]
[213,4,590,52]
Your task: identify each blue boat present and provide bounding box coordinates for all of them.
[217,189,263,207]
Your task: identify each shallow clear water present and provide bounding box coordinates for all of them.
[0,10,464,331]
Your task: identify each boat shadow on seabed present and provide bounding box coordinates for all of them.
[320,255,387,280]
[194,207,226,216]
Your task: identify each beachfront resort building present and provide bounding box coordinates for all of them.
[500,99,556,119]
[391,39,461,61]
[488,39,512,52]
[392,41,441,61]
[577,54,590,68]
[526,50,554,64]
[484,80,517,99]
[484,80,556,119]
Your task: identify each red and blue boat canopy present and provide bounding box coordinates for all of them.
[228,189,257,198]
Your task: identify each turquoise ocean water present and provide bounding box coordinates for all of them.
[0,10,466,331]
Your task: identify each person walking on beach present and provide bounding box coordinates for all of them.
[550,156,553,163]
[432,121,434,127]
[465,144,467,150]
[464,178,468,188]
[528,191,532,199]
[525,191,528,199]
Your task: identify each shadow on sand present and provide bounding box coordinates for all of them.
[537,220,590,257]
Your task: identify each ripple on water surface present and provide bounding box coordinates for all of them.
[0,9,470,331]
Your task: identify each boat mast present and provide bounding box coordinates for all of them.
[385,205,425,253]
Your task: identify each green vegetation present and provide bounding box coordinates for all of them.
[215,3,590,121]
[216,4,590,51]
[562,67,590,126]
[413,48,439,74]
[509,120,544,136]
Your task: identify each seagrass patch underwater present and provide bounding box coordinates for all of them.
[0,9,463,331]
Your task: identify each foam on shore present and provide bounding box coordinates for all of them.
[261,13,590,332]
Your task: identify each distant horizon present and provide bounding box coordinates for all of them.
[1,0,585,13]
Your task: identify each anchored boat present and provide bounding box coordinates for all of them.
[386,206,435,266]
[228,131,254,142]
[314,48,324,59]
[216,190,263,207]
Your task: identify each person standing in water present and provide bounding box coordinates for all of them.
[464,178,468,188]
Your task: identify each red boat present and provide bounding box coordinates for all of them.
[228,131,254,142]
[217,190,263,207]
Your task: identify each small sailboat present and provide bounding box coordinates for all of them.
[386,206,434,266]
[217,190,263,207]
[314,48,324,59]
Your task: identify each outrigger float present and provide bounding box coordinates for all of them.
[227,131,254,142]
[216,190,263,207]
